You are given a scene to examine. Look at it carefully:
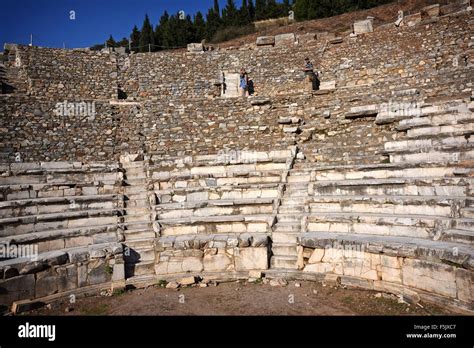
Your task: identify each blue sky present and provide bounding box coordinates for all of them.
[1,0,230,49]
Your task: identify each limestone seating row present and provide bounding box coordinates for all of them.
[0,194,122,218]
[296,232,473,311]
[0,242,124,308]
[147,153,293,238]
[270,160,473,269]
[308,177,471,197]
[0,163,125,260]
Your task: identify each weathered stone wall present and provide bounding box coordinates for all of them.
[0,96,144,162]
[8,45,118,100]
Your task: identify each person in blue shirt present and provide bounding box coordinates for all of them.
[240,68,249,97]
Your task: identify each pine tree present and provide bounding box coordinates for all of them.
[239,0,250,26]
[106,35,116,48]
[255,0,267,20]
[213,0,220,16]
[194,11,206,41]
[154,11,170,49]
[222,0,239,27]
[139,14,155,52]
[248,0,256,21]
[266,0,280,18]
[293,0,308,20]
[130,25,141,52]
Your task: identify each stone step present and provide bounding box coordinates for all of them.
[123,237,155,249]
[0,223,119,246]
[123,214,152,223]
[397,112,474,131]
[123,178,147,186]
[123,221,153,231]
[158,214,272,225]
[156,204,272,220]
[461,207,474,218]
[270,255,298,269]
[274,223,302,233]
[272,232,298,244]
[315,166,472,182]
[121,161,147,169]
[310,177,470,197]
[123,167,147,176]
[125,198,150,208]
[0,201,121,219]
[308,199,473,217]
[287,175,311,183]
[278,206,305,214]
[389,149,474,164]
[149,166,288,181]
[272,243,298,256]
[0,194,121,209]
[406,123,474,139]
[154,198,274,211]
[155,184,280,197]
[0,210,121,236]
[277,214,304,223]
[384,135,472,154]
[124,207,151,215]
[122,186,148,195]
[290,162,472,178]
[441,229,474,245]
[280,198,309,206]
[284,190,309,198]
[285,182,309,190]
[125,260,155,278]
[298,231,474,262]
[124,229,156,241]
[305,213,474,239]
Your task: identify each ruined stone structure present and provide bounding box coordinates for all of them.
[0,3,473,313]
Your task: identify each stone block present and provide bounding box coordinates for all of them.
[203,253,232,272]
[421,4,440,18]
[308,248,325,264]
[0,274,35,306]
[256,36,275,46]
[274,33,296,47]
[404,13,421,27]
[319,81,336,90]
[187,43,203,53]
[353,19,373,34]
[402,259,456,298]
[182,257,204,272]
[455,268,473,303]
[303,263,334,273]
[235,247,268,271]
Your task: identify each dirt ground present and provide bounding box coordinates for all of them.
[23,280,455,316]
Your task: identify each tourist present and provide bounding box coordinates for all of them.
[240,68,249,97]
[302,57,319,91]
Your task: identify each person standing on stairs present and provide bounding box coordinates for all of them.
[240,67,249,97]
[303,57,319,91]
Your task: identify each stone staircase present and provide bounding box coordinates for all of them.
[120,158,157,279]
[271,170,309,269]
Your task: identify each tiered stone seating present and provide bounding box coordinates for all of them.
[144,149,296,278]
[0,162,126,309]
[269,97,473,311]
